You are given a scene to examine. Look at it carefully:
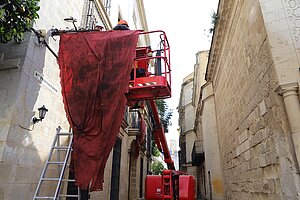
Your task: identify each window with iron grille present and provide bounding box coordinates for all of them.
[123,106,129,124]
[110,138,122,200]
[130,111,140,128]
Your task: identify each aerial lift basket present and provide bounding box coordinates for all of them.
[126,30,172,104]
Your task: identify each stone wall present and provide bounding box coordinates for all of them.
[184,105,195,134]
[179,73,195,133]
[193,51,209,108]
[260,0,300,177]
[201,83,224,200]
[0,1,155,199]
[0,33,31,161]
[209,0,300,199]
[179,73,196,166]
[260,0,300,85]
[185,130,197,163]
[0,1,85,199]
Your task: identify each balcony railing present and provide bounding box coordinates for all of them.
[130,111,140,128]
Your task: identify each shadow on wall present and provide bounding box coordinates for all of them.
[0,31,63,200]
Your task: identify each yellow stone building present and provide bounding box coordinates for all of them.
[0,1,154,199]
[179,0,300,199]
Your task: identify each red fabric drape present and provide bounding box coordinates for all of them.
[58,30,140,191]
[138,115,146,145]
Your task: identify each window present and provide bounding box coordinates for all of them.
[110,138,122,200]
[130,111,140,128]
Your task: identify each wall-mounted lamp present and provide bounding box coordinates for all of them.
[32,105,48,124]
[19,105,49,131]
[64,16,78,31]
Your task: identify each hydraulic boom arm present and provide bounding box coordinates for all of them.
[149,99,175,170]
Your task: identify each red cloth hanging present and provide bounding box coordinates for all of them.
[58,30,140,191]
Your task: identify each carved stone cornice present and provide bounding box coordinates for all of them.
[205,0,235,82]
[279,0,300,44]
[194,82,212,132]
[128,128,139,137]
[275,82,299,97]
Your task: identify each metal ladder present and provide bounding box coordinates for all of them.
[33,126,80,199]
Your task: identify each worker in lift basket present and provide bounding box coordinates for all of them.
[113,20,146,79]
[113,19,130,30]
[113,20,137,75]
[94,22,104,31]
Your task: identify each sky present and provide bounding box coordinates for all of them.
[143,0,219,147]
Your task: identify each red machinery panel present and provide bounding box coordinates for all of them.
[145,175,163,200]
[179,175,196,200]
[127,76,171,101]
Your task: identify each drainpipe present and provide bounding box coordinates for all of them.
[276,82,300,170]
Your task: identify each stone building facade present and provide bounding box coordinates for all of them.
[194,50,225,200]
[178,72,196,175]
[179,0,300,199]
[179,51,224,199]
[204,0,300,199]
[0,0,154,199]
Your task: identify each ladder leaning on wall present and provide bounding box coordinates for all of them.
[33,126,80,200]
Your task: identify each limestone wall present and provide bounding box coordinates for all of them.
[0,1,85,199]
[193,51,209,108]
[184,105,195,133]
[179,73,196,166]
[209,0,300,199]
[0,33,30,162]
[185,130,197,163]
[260,0,300,85]
[180,74,195,133]
[0,0,153,199]
[201,83,224,200]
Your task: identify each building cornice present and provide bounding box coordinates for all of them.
[194,82,215,132]
[275,82,299,96]
[205,0,234,82]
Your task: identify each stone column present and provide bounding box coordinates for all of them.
[277,83,300,168]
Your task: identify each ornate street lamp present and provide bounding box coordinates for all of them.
[32,105,48,124]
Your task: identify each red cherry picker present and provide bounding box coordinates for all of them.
[127,30,196,200]
[32,27,195,200]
